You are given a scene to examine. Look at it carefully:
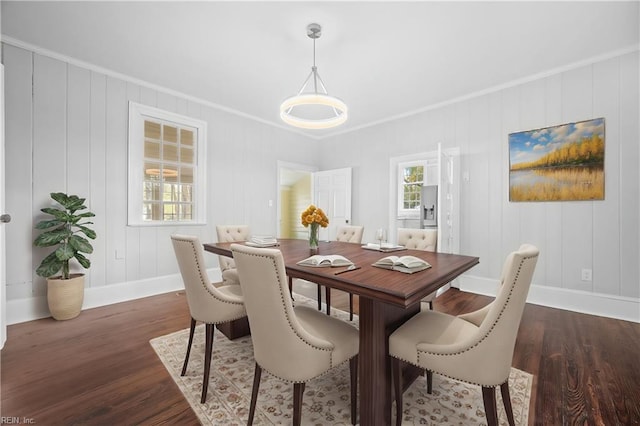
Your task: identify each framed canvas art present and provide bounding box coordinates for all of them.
[509,117,605,202]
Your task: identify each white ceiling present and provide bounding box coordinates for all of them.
[2,1,638,139]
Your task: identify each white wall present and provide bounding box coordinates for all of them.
[3,39,639,324]
[3,42,316,323]
[321,51,640,322]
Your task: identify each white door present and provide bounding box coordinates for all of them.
[1,64,7,348]
[313,167,352,242]
[437,145,460,254]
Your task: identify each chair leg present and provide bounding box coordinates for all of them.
[317,285,322,311]
[349,293,354,321]
[247,363,262,425]
[288,276,294,299]
[325,287,331,315]
[181,317,196,376]
[481,386,499,426]
[292,382,305,426]
[426,370,433,394]
[500,381,516,426]
[391,357,403,426]
[200,323,215,403]
[350,356,358,425]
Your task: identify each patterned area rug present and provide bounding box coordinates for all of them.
[150,295,532,425]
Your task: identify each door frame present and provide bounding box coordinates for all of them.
[387,145,460,253]
[1,63,7,347]
[276,161,317,238]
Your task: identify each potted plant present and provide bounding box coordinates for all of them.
[33,192,96,320]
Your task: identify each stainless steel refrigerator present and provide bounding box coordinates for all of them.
[420,185,438,229]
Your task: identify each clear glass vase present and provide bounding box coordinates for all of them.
[309,223,319,254]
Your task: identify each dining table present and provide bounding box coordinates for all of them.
[204,238,479,425]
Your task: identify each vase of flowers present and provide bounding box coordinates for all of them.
[301,204,329,254]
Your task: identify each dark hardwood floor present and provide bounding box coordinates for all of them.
[2,287,639,425]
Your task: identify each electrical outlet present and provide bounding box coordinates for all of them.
[581,269,592,282]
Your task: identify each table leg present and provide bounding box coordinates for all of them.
[358,297,419,425]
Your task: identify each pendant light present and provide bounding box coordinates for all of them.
[280,23,348,130]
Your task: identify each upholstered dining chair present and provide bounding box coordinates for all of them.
[171,234,246,403]
[230,243,360,426]
[389,244,539,426]
[215,225,251,286]
[315,225,364,320]
[397,227,438,310]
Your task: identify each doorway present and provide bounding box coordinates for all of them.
[277,161,315,239]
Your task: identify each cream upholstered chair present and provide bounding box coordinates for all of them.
[230,243,359,426]
[313,225,364,319]
[171,234,246,403]
[389,244,539,426]
[397,227,438,309]
[325,225,364,320]
[215,225,251,286]
[335,225,365,244]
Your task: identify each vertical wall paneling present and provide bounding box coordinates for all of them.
[4,45,33,299]
[592,57,621,295]
[466,96,490,277]
[500,86,522,263]
[326,52,638,318]
[543,74,564,288]
[455,102,471,255]
[560,66,594,291]
[618,52,640,298]
[518,79,548,285]
[3,39,637,322]
[104,77,127,285]
[32,54,67,296]
[66,65,91,199]
[125,83,141,282]
[66,65,92,285]
[89,72,107,288]
[486,91,503,278]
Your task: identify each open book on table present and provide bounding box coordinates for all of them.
[372,255,431,274]
[297,255,354,268]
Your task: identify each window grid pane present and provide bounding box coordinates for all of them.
[141,119,198,222]
[402,165,424,210]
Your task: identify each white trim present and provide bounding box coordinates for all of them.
[2,35,637,142]
[458,274,640,324]
[128,102,207,226]
[320,44,640,139]
[0,64,6,348]
[0,35,319,140]
[6,268,222,325]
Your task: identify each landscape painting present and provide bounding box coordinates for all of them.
[509,118,605,202]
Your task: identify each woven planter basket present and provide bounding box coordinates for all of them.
[47,274,85,320]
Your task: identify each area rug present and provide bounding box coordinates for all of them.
[150,295,532,425]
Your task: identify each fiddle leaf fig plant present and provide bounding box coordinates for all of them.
[34,192,96,279]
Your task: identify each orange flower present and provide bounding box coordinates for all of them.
[301,204,329,228]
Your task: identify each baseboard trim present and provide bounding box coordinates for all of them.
[6,268,223,325]
[9,271,638,325]
[458,275,640,323]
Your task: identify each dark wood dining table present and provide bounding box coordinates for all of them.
[204,238,479,425]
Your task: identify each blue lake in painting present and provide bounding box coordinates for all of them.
[509,166,604,201]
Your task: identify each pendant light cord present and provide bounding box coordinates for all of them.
[312,37,318,94]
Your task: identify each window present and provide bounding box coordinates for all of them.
[397,157,438,218]
[128,102,207,225]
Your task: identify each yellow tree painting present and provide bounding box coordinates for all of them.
[509,118,605,202]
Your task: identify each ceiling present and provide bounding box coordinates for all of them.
[2,1,638,139]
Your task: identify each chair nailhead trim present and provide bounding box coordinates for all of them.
[394,253,537,388]
[236,250,333,364]
[173,237,245,320]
